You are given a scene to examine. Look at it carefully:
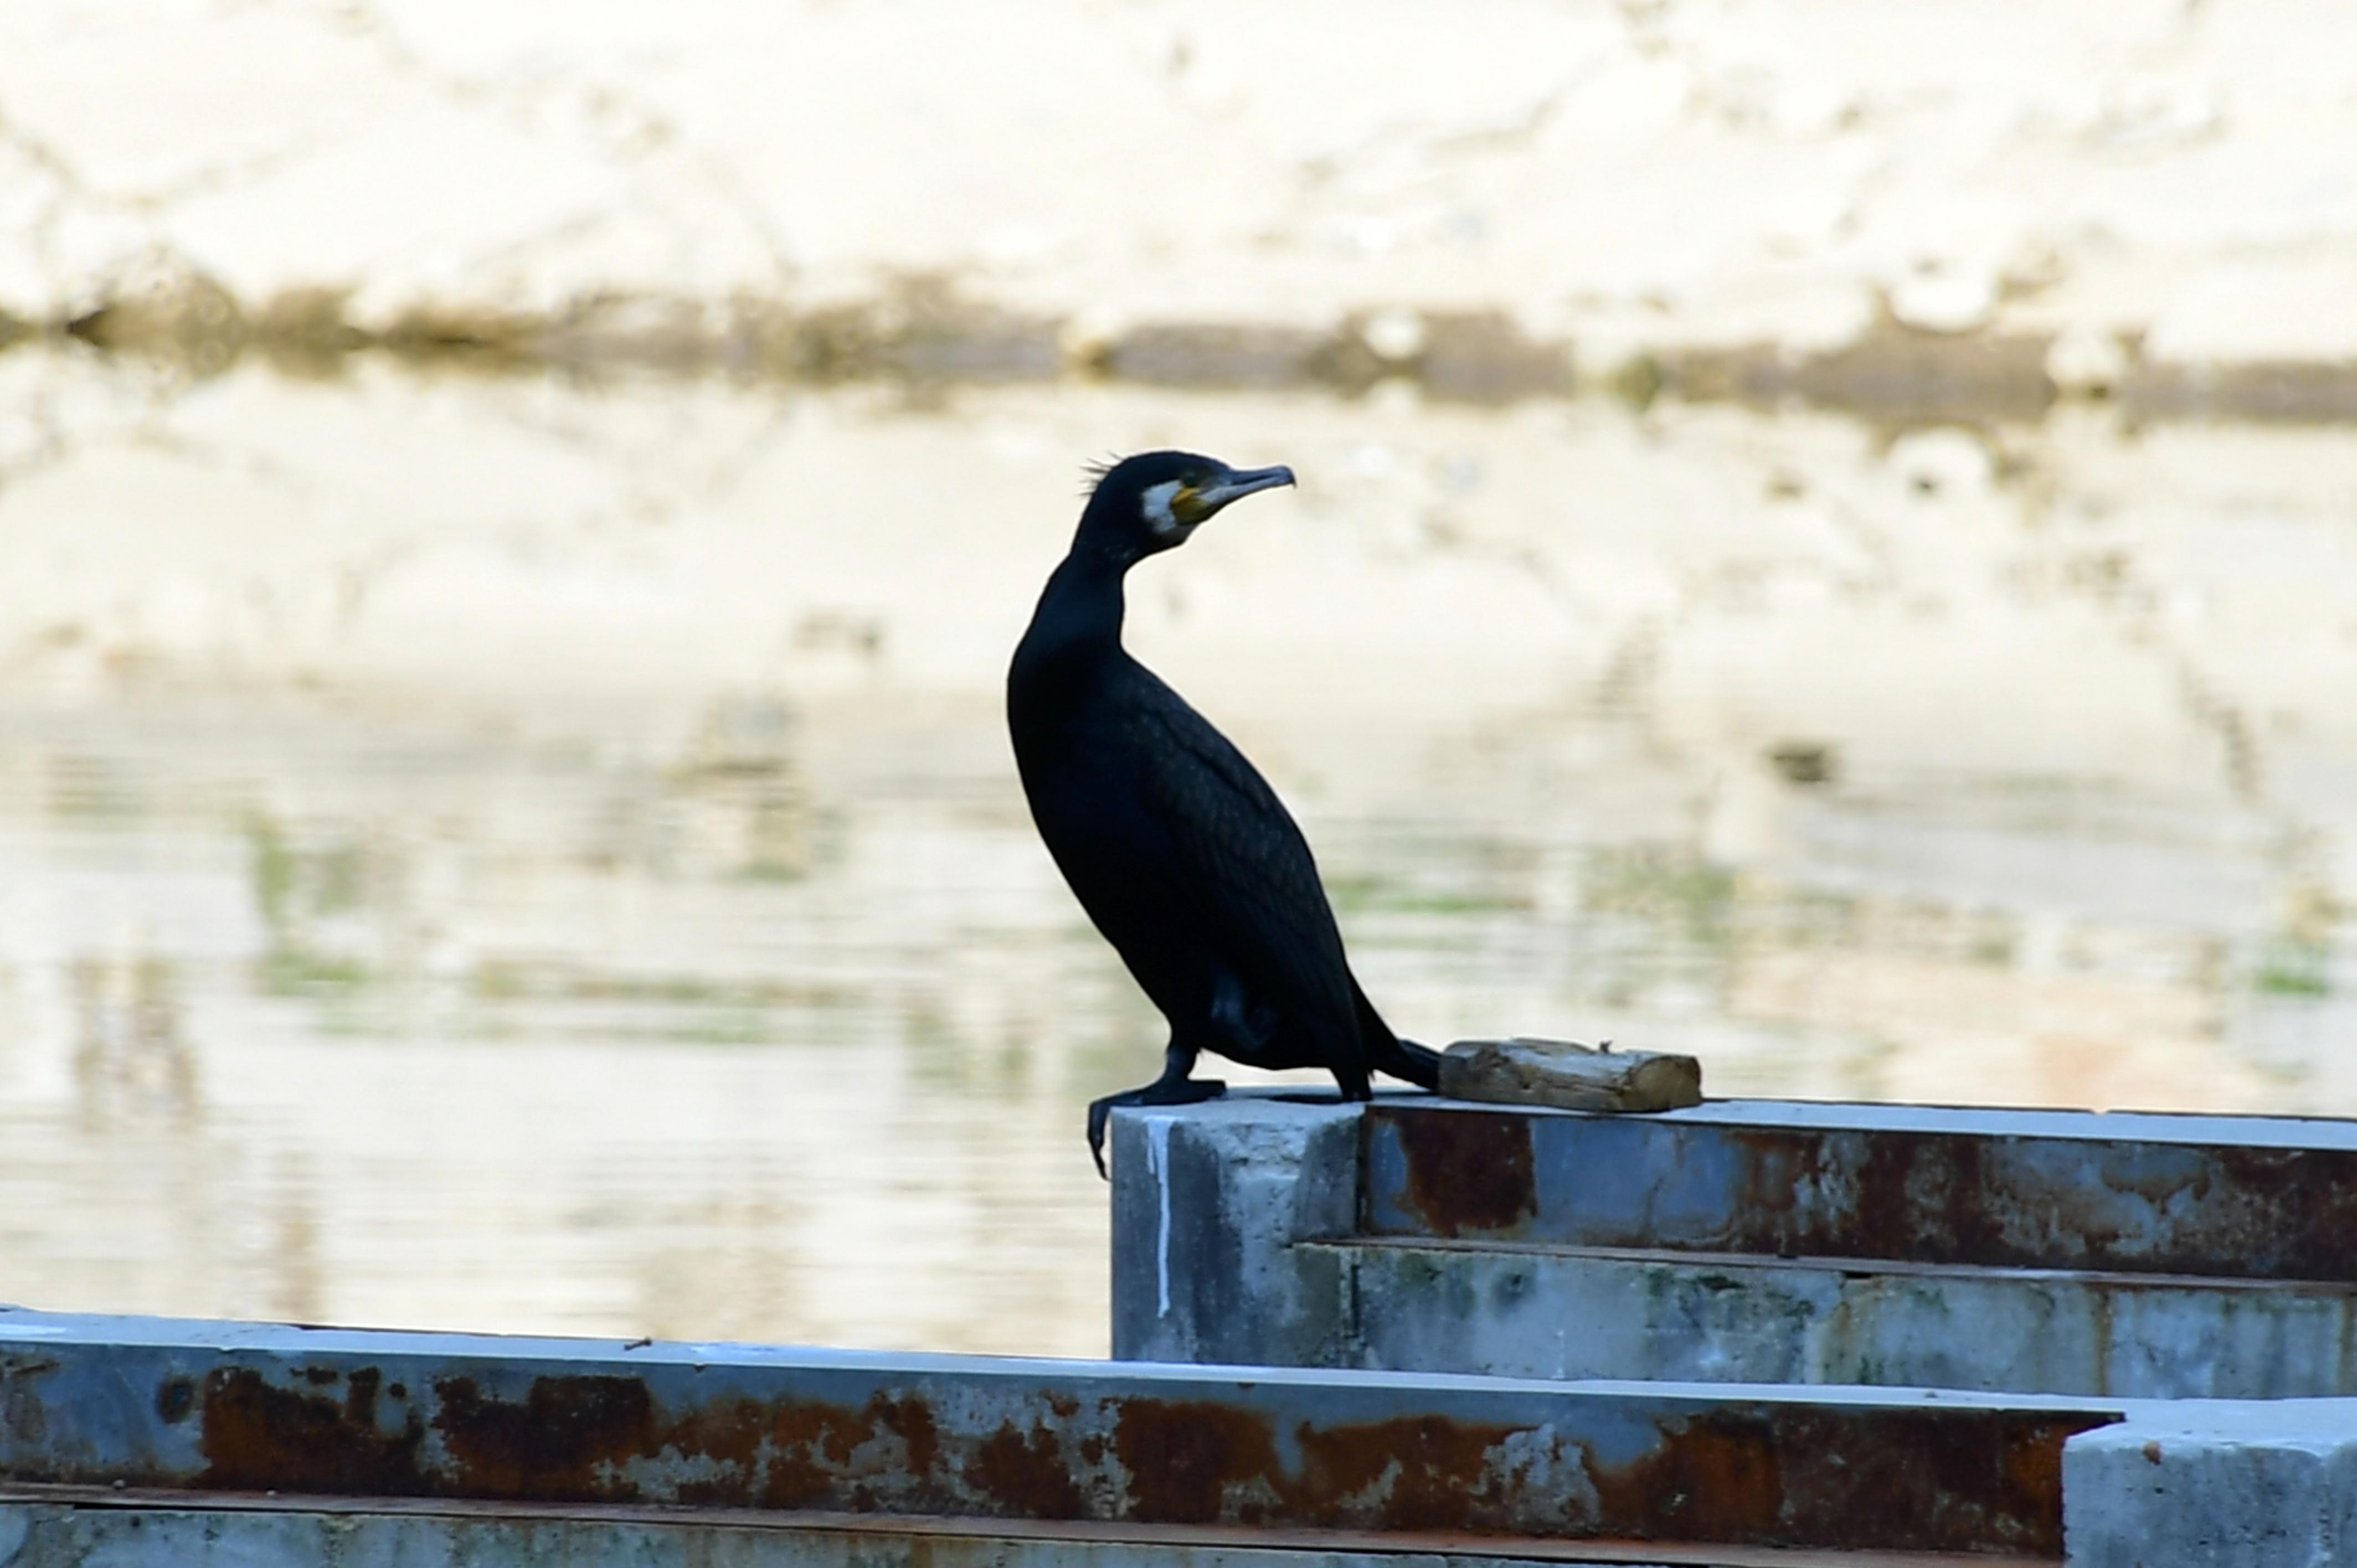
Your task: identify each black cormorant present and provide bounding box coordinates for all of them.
[1008,451,1440,1175]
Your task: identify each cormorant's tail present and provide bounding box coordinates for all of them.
[1352,978,1442,1091]
[1377,1034,1443,1090]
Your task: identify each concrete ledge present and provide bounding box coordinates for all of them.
[0,1307,2118,1556]
[2064,1404,2357,1568]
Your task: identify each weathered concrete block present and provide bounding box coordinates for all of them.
[1324,1240,2357,1397]
[2065,1402,2357,1568]
[1108,1095,1361,1365]
[1115,1097,2357,1401]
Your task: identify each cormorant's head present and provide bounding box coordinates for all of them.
[1075,450,1296,563]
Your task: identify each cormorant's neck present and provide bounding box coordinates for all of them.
[1022,545,1131,663]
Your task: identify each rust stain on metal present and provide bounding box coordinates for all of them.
[173,1358,2099,1554]
[1735,1125,2025,1270]
[2206,1146,2357,1281]
[655,1399,767,1507]
[1583,1414,1782,1543]
[1384,1108,1536,1237]
[1109,1397,1282,1524]
[1371,1101,2357,1280]
[735,1392,924,1511]
[433,1375,659,1500]
[972,1420,1084,1519]
[1115,1400,1567,1535]
[197,1366,949,1513]
[761,1399,863,1509]
[872,1393,942,1481]
[1293,1413,1530,1531]
[1839,1129,1968,1265]
[1573,1405,2089,1555]
[154,1376,196,1424]
[1718,1127,2357,1281]
[199,1366,426,1494]
[1778,1409,2083,1557]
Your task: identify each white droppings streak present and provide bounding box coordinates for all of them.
[1145,1115,1173,1318]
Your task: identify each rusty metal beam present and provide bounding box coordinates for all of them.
[1361,1100,2357,1280]
[0,1486,2057,1568]
[0,1309,2122,1557]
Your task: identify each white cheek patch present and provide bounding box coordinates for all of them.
[1140,480,1185,537]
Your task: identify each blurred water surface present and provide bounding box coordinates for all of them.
[2,349,2354,1355]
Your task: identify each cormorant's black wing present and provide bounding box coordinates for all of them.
[1122,683,1358,1044]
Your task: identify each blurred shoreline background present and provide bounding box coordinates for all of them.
[3,0,2354,1356]
[8,0,2357,410]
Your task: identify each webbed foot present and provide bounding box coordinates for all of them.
[1086,1078,1227,1179]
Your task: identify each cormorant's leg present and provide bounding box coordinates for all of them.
[1086,1039,1226,1180]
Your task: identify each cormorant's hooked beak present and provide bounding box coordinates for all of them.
[1200,464,1295,509]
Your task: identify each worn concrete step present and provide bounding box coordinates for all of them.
[1315,1237,2357,1399]
[0,1487,2049,1568]
[1103,1101,2357,1567]
[1360,1099,2357,1280]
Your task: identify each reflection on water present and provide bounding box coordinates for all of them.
[1,349,2354,1355]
